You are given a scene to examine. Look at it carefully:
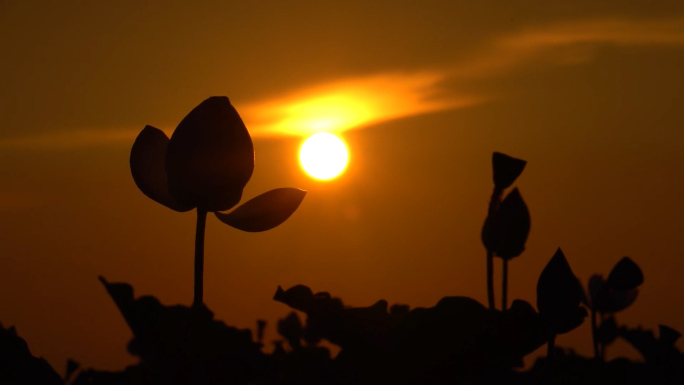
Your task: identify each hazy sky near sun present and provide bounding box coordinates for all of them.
[2,0,684,371]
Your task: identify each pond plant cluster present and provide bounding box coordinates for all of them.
[1,97,682,384]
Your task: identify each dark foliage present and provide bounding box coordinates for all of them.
[0,323,63,385]
[2,145,682,384]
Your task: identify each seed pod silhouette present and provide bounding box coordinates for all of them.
[492,152,527,191]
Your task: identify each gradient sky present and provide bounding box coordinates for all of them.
[2,0,684,371]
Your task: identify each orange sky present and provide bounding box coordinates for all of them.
[1,0,684,371]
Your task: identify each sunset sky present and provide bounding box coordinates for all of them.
[2,1,684,371]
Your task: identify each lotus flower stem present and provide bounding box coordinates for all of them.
[502,259,508,311]
[486,189,502,310]
[591,308,599,360]
[193,209,208,308]
[486,252,495,310]
[599,313,606,361]
[545,334,556,385]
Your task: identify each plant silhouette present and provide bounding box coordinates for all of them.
[130,96,306,308]
[584,257,644,360]
[2,134,683,384]
[481,152,530,311]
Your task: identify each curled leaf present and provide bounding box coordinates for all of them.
[274,285,316,313]
[607,257,644,291]
[130,126,192,212]
[64,359,79,382]
[492,152,527,190]
[588,267,640,314]
[536,248,586,334]
[659,325,681,347]
[598,289,639,314]
[215,188,306,232]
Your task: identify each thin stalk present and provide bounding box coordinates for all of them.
[502,259,508,311]
[193,209,208,309]
[485,189,502,311]
[546,334,556,385]
[591,308,599,360]
[599,313,606,361]
[487,251,495,310]
[547,334,556,362]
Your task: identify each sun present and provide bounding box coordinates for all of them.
[299,133,349,180]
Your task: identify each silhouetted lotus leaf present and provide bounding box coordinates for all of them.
[617,325,683,365]
[492,152,527,190]
[388,297,501,380]
[501,299,549,356]
[536,248,587,334]
[389,304,410,322]
[482,188,530,259]
[275,285,392,350]
[586,274,639,314]
[96,278,266,385]
[607,257,644,291]
[387,296,549,382]
[274,285,316,312]
[97,276,136,329]
[278,312,303,349]
[275,285,551,383]
[130,126,193,212]
[0,323,63,385]
[65,358,80,383]
[215,188,306,232]
[658,325,681,347]
[596,316,618,345]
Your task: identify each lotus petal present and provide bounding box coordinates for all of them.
[166,97,254,211]
[537,248,586,334]
[130,126,192,212]
[490,188,531,260]
[215,188,306,232]
[492,152,527,190]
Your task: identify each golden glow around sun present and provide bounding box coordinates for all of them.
[239,72,477,137]
[299,133,349,180]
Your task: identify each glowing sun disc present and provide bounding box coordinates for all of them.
[299,133,348,180]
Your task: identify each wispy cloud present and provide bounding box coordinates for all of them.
[2,17,684,149]
[451,17,684,80]
[0,128,141,150]
[239,72,481,137]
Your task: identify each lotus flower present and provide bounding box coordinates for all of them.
[130,96,306,307]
